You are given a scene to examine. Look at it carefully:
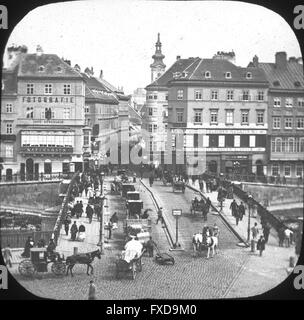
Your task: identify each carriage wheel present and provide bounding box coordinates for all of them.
[18,259,36,277]
[51,261,66,276]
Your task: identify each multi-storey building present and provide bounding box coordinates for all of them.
[1,45,87,179]
[0,46,22,180]
[249,52,304,181]
[167,56,269,176]
[80,67,119,165]
[143,34,169,156]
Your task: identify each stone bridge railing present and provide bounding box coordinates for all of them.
[52,171,80,245]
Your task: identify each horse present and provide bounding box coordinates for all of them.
[192,232,218,259]
[66,249,101,277]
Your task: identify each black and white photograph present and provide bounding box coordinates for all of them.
[0,0,303,302]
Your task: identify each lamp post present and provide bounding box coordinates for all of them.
[247,194,253,243]
[97,194,107,254]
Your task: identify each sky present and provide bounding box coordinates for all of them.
[4,0,302,94]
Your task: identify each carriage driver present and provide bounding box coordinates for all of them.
[47,239,61,262]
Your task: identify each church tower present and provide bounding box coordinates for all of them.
[150,33,166,82]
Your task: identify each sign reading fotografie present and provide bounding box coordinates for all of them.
[22,96,74,104]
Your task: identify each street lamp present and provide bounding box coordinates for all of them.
[97,194,107,254]
[247,194,253,243]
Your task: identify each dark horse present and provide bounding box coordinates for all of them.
[66,249,101,277]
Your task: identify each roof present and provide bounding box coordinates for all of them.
[254,61,304,90]
[146,58,199,89]
[129,104,142,125]
[18,54,83,79]
[146,57,267,89]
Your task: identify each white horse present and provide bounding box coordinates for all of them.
[192,232,218,259]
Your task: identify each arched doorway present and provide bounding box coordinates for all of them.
[26,158,34,181]
[256,160,264,177]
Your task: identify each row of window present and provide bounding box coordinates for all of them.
[26,84,71,95]
[273,97,304,108]
[191,134,265,148]
[176,89,265,101]
[175,109,265,125]
[21,133,74,147]
[273,117,304,129]
[173,71,253,80]
[271,165,303,177]
[24,107,71,119]
[147,94,168,100]
[271,137,304,153]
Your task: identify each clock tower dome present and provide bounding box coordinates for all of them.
[150,33,166,82]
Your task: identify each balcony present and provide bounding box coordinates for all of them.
[20,145,74,155]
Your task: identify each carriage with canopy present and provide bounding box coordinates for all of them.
[18,247,66,277]
[172,181,185,193]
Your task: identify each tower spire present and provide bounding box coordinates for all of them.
[150,33,166,82]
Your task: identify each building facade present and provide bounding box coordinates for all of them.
[1,45,87,179]
[167,57,269,176]
[249,52,304,181]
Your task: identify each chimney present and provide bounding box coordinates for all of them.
[297,57,303,64]
[99,69,103,79]
[252,55,259,67]
[176,55,181,60]
[36,45,43,56]
[91,66,94,75]
[275,51,287,69]
[289,57,296,63]
[84,67,92,77]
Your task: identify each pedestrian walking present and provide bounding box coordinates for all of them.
[263,223,271,244]
[2,244,12,268]
[284,228,293,247]
[251,222,259,252]
[64,216,71,236]
[156,207,164,225]
[146,236,157,257]
[88,280,97,300]
[257,235,266,256]
[238,202,245,221]
[70,221,78,241]
[278,227,285,247]
[230,199,238,217]
[86,204,94,224]
[235,205,240,226]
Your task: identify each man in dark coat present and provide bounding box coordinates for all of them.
[230,199,238,217]
[70,221,78,241]
[263,223,271,243]
[86,204,94,223]
[257,235,266,256]
[238,202,245,221]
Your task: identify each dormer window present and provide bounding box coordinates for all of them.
[182,72,188,77]
[205,71,211,78]
[246,72,252,79]
[294,81,301,87]
[225,72,231,79]
[173,72,181,79]
[273,80,280,86]
[56,66,63,72]
[38,65,45,72]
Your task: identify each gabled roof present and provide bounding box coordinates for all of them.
[18,54,83,78]
[253,61,304,90]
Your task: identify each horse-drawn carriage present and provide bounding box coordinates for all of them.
[162,171,173,186]
[121,183,136,198]
[172,181,185,193]
[115,248,145,280]
[126,191,140,201]
[126,200,143,217]
[190,200,205,215]
[192,227,219,259]
[18,247,66,277]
